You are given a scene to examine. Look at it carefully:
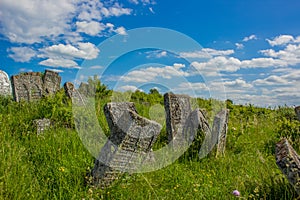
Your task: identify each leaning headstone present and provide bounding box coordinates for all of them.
[276,138,300,195]
[64,82,89,106]
[33,118,51,135]
[43,70,61,95]
[295,106,300,121]
[91,102,162,188]
[164,93,191,143]
[183,108,211,143]
[0,70,12,96]
[212,109,229,157]
[11,72,44,102]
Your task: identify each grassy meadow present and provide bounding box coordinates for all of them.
[1,85,300,199]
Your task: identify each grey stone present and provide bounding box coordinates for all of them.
[212,109,229,157]
[43,70,61,95]
[183,108,211,145]
[164,93,191,143]
[11,70,61,102]
[276,138,300,195]
[33,118,51,135]
[0,70,12,96]
[91,102,162,188]
[64,82,87,106]
[295,106,300,121]
[11,72,44,102]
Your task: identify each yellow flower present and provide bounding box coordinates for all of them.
[59,167,65,172]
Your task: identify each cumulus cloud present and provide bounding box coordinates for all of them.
[180,48,234,59]
[266,35,295,46]
[40,42,99,60]
[8,47,36,62]
[243,34,257,42]
[0,0,132,44]
[224,78,253,88]
[118,85,140,92]
[114,26,127,35]
[121,63,188,83]
[253,75,288,86]
[39,58,79,68]
[235,43,244,49]
[76,21,106,36]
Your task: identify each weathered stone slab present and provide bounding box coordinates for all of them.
[182,108,211,144]
[64,82,87,106]
[276,138,300,195]
[91,102,162,188]
[295,106,300,121]
[11,72,43,102]
[164,93,191,143]
[212,109,229,157]
[11,70,61,102]
[0,70,12,96]
[33,118,51,135]
[43,70,61,95]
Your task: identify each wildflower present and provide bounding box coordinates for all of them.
[232,190,240,197]
[59,167,65,172]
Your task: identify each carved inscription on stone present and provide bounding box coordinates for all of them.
[11,72,43,102]
[164,93,191,143]
[43,70,61,95]
[11,70,61,102]
[91,102,162,188]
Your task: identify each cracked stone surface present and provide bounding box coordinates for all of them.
[91,102,162,188]
[276,138,300,195]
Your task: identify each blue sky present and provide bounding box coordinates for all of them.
[0,0,300,107]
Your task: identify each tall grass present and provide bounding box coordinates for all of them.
[0,92,299,199]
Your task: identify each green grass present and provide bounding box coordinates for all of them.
[0,91,299,199]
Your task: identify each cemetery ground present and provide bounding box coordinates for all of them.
[0,89,300,199]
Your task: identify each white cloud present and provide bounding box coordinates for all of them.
[253,75,288,86]
[191,56,241,74]
[266,35,295,46]
[39,58,79,68]
[121,63,188,83]
[114,26,127,35]
[89,65,104,69]
[45,68,64,73]
[146,50,168,58]
[0,0,133,44]
[8,47,36,62]
[180,48,234,59]
[76,21,106,36]
[0,0,76,44]
[243,34,257,42]
[40,42,99,60]
[235,43,244,49]
[224,78,253,88]
[118,85,140,92]
[101,3,132,17]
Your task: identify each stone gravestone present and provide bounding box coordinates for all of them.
[276,138,300,195]
[91,102,162,188]
[212,109,229,157]
[64,82,88,106]
[11,72,44,102]
[0,70,12,96]
[43,70,61,95]
[164,93,191,144]
[295,106,300,121]
[33,118,51,135]
[182,108,211,146]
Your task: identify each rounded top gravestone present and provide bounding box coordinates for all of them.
[0,70,12,96]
